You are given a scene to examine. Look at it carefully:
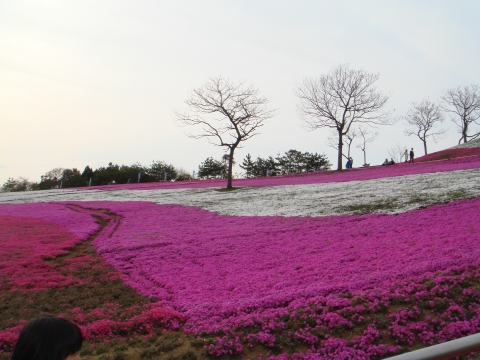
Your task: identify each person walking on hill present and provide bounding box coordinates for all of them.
[409,148,414,163]
[403,149,408,162]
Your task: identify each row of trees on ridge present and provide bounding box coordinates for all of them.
[196,150,331,179]
[1,149,331,191]
[1,161,186,191]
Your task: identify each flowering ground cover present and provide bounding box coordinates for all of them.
[3,199,480,359]
[0,203,101,292]
[0,202,99,239]
[416,147,480,162]
[0,205,190,359]
[1,152,480,359]
[1,167,479,219]
[83,199,480,323]
[41,153,480,191]
[450,138,480,149]
[0,214,91,292]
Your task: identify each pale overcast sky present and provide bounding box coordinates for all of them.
[1,1,479,184]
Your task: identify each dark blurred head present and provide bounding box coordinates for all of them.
[11,316,82,360]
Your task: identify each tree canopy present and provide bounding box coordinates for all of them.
[441,84,480,144]
[404,99,446,155]
[174,77,276,188]
[295,64,393,170]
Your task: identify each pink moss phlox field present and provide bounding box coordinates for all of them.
[416,147,480,162]
[0,203,99,240]
[2,198,480,358]
[0,324,25,353]
[0,215,88,292]
[0,303,185,352]
[198,266,480,359]
[77,155,480,190]
[68,304,185,340]
[84,198,480,331]
[263,267,480,359]
[0,204,183,352]
[0,203,101,292]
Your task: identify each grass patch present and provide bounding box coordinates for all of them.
[408,189,470,207]
[214,186,250,192]
[337,197,399,215]
[407,193,433,204]
[446,189,468,200]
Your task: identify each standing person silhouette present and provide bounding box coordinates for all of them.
[409,148,415,163]
[403,149,408,162]
[11,316,82,360]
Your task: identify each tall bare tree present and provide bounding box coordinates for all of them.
[356,127,378,166]
[174,77,276,188]
[294,64,393,170]
[404,99,446,155]
[327,127,359,162]
[440,84,480,144]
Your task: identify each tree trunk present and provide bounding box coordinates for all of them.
[337,131,343,170]
[363,150,366,166]
[423,141,428,155]
[227,148,235,189]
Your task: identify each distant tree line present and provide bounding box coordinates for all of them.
[1,161,191,192]
[2,149,332,192]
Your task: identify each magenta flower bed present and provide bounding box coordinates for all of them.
[0,203,99,240]
[77,154,480,191]
[0,207,184,352]
[0,214,88,292]
[81,198,480,330]
[2,197,480,358]
[416,147,480,162]
[0,203,100,292]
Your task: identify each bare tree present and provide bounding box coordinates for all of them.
[387,143,407,163]
[356,127,378,166]
[294,64,393,170]
[174,77,276,188]
[440,84,480,144]
[404,99,446,155]
[327,127,359,162]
